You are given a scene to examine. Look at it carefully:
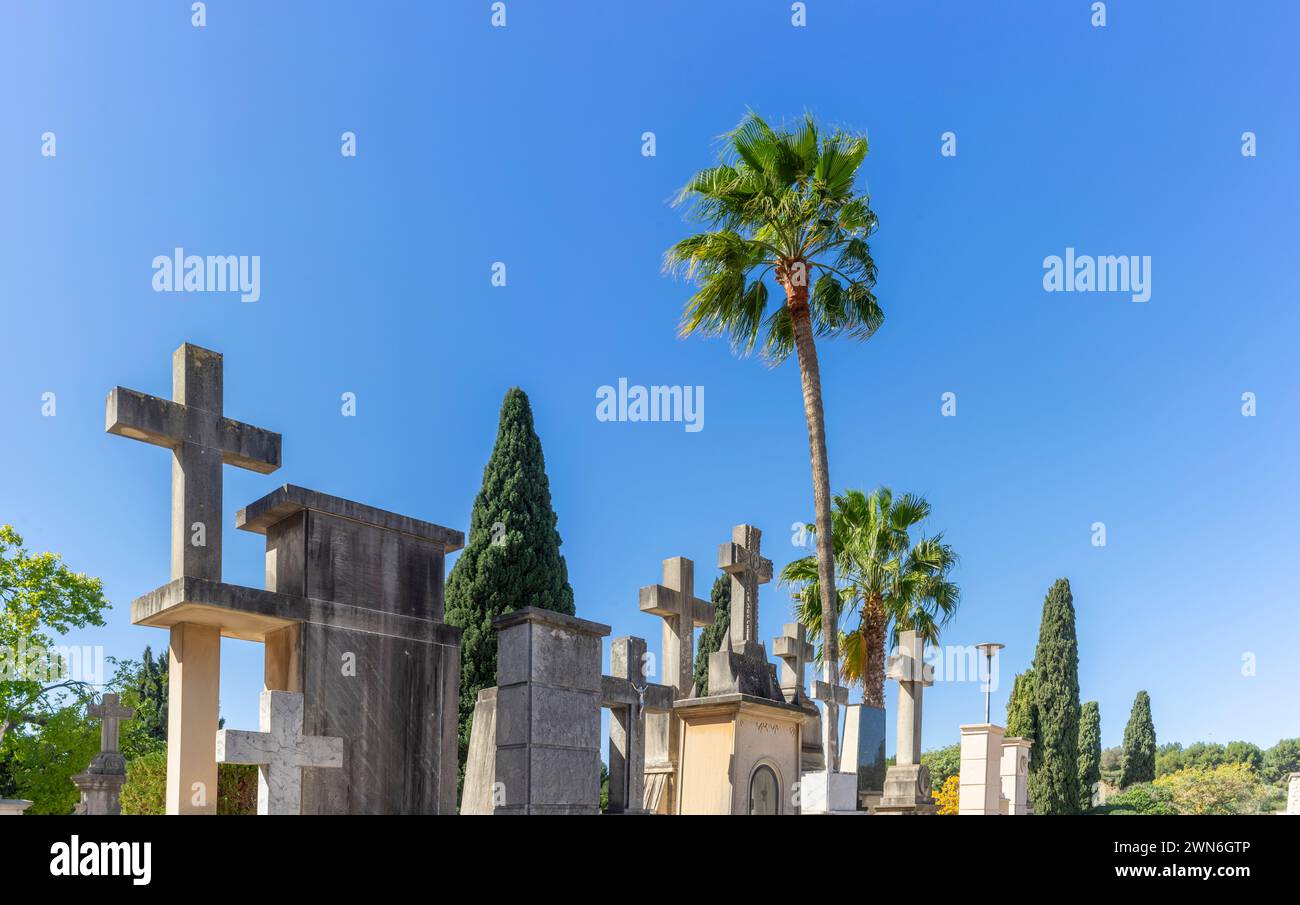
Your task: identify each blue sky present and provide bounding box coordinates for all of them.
[2,1,1297,757]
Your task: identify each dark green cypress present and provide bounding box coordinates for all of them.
[135,645,169,745]
[1078,700,1102,809]
[445,388,575,776]
[691,575,731,696]
[1006,669,1038,774]
[1120,690,1157,787]
[1029,578,1081,814]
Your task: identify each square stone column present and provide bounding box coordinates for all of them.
[958,723,1005,815]
[1286,773,1300,814]
[167,622,221,814]
[493,607,610,815]
[1000,736,1034,815]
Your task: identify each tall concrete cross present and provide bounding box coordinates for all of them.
[107,343,281,580]
[773,622,814,706]
[639,556,714,696]
[106,343,281,814]
[215,690,343,815]
[88,693,134,754]
[887,630,934,766]
[813,668,850,772]
[718,525,772,656]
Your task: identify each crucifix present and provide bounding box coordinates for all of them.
[106,343,281,814]
[600,636,672,814]
[88,693,134,755]
[813,669,850,773]
[639,556,714,697]
[773,622,814,706]
[215,690,343,815]
[718,524,772,657]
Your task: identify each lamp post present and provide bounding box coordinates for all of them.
[975,642,1004,723]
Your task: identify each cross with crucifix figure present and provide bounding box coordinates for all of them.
[601,636,672,814]
[718,524,772,658]
[813,667,850,773]
[215,690,343,815]
[106,342,282,814]
[88,693,134,755]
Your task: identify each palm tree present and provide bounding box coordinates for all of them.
[781,488,960,708]
[665,113,882,697]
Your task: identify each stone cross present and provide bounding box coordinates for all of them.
[887,630,934,766]
[813,667,850,772]
[718,525,772,656]
[107,343,281,581]
[88,693,134,755]
[215,690,343,815]
[773,622,814,706]
[639,556,714,696]
[107,343,281,814]
[600,636,673,814]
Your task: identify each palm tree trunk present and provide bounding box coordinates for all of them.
[863,595,887,708]
[784,269,840,738]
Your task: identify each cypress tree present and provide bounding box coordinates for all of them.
[445,388,575,775]
[1028,578,1081,814]
[1119,690,1156,787]
[1077,700,1102,809]
[1006,669,1038,773]
[135,646,168,745]
[691,575,731,697]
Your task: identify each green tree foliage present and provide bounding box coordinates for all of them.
[1261,738,1300,785]
[1120,690,1156,787]
[782,488,959,707]
[692,575,731,697]
[1153,763,1271,815]
[921,743,961,791]
[1077,700,1102,809]
[1029,578,1081,814]
[1005,669,1038,775]
[1091,783,1176,816]
[445,388,575,778]
[120,750,257,815]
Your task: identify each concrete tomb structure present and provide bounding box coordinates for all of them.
[1000,736,1034,815]
[216,690,343,815]
[108,343,464,814]
[671,526,813,815]
[0,800,33,816]
[774,622,824,773]
[639,555,715,813]
[840,702,887,810]
[958,723,1005,815]
[71,693,134,815]
[1286,773,1300,815]
[801,664,859,814]
[877,630,936,814]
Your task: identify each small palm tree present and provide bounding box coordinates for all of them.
[782,488,960,708]
[666,113,882,692]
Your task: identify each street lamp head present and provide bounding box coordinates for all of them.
[976,642,1005,657]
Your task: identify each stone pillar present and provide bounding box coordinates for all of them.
[1000,736,1034,815]
[493,607,609,815]
[0,799,33,815]
[1287,773,1300,815]
[166,622,221,815]
[460,688,499,815]
[958,723,1005,815]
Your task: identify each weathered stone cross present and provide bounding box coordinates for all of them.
[773,622,814,706]
[88,693,134,755]
[106,343,282,814]
[639,556,714,696]
[600,636,672,814]
[718,525,772,657]
[215,690,343,815]
[887,630,934,767]
[813,667,850,772]
[107,343,281,580]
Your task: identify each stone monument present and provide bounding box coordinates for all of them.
[70,693,134,816]
[109,343,464,814]
[1286,773,1300,815]
[774,622,824,772]
[215,690,343,815]
[1000,736,1033,815]
[877,630,936,814]
[958,723,1004,815]
[601,635,673,814]
[840,702,887,809]
[0,800,33,816]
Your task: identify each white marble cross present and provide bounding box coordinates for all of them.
[718,525,772,653]
[639,556,714,696]
[773,622,814,705]
[88,693,134,754]
[215,690,343,815]
[813,667,850,772]
[887,630,934,767]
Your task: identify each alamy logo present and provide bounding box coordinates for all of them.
[596,378,704,433]
[152,247,261,302]
[50,836,151,886]
[1042,247,1151,303]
